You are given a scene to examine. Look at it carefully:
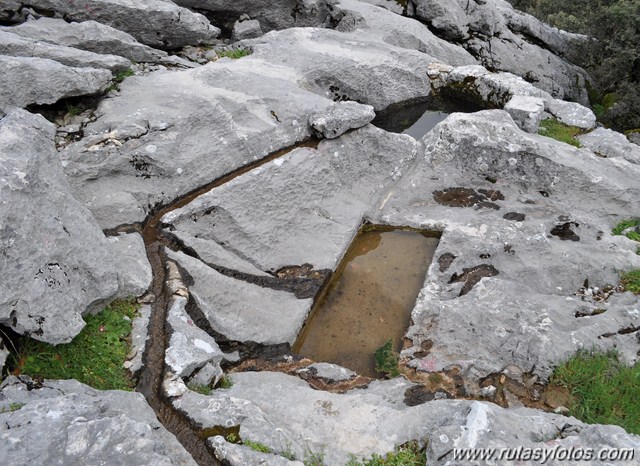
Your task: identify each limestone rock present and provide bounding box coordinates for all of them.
[0,30,130,72]
[0,343,8,374]
[303,362,356,382]
[125,304,151,376]
[309,101,375,138]
[0,377,197,465]
[578,128,640,165]
[15,0,219,50]
[232,19,264,41]
[545,99,597,130]
[108,232,152,299]
[0,110,118,343]
[209,436,304,466]
[504,95,545,133]
[3,18,168,63]
[166,250,312,346]
[0,56,111,111]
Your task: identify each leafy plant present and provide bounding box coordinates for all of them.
[216,48,252,59]
[621,269,640,294]
[12,300,139,391]
[187,382,212,396]
[226,432,239,443]
[218,375,233,389]
[549,349,640,434]
[304,450,326,466]
[65,103,82,117]
[538,119,582,147]
[243,439,272,454]
[106,68,135,92]
[612,218,640,242]
[374,339,400,378]
[347,441,426,466]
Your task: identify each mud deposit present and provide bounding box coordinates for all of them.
[295,228,439,378]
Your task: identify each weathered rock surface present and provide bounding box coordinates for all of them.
[0,343,8,374]
[309,100,375,138]
[504,95,545,133]
[409,0,588,102]
[3,18,168,63]
[108,232,152,298]
[0,30,130,72]
[0,377,197,465]
[334,0,477,67]
[578,128,640,165]
[373,110,640,391]
[231,19,264,41]
[162,125,418,271]
[173,0,336,33]
[301,362,356,382]
[167,250,312,345]
[7,0,219,50]
[0,110,118,343]
[209,436,303,466]
[545,99,597,130]
[0,56,111,111]
[125,304,151,375]
[169,371,640,465]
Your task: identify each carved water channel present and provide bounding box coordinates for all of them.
[294,226,440,378]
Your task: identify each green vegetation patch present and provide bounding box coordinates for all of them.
[347,441,426,466]
[621,269,640,294]
[106,68,135,92]
[374,338,400,378]
[538,119,582,147]
[13,299,139,391]
[612,218,640,242]
[187,382,212,396]
[218,375,233,389]
[549,350,640,434]
[243,439,272,454]
[216,48,252,59]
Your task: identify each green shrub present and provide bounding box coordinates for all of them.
[549,350,640,434]
[187,382,212,396]
[217,48,252,59]
[621,269,640,294]
[374,339,400,378]
[538,119,582,147]
[612,218,640,243]
[218,375,233,389]
[347,441,426,466]
[13,300,139,391]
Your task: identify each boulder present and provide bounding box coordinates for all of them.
[3,18,168,63]
[231,19,264,41]
[11,0,219,50]
[0,30,131,72]
[166,250,312,346]
[172,0,336,33]
[578,128,640,165]
[0,56,111,111]
[0,109,118,343]
[545,99,597,130]
[0,377,197,465]
[107,232,152,298]
[124,304,151,375]
[504,95,545,133]
[309,101,375,138]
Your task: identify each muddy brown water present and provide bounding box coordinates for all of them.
[294,227,439,378]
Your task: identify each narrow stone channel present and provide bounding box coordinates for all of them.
[134,140,319,465]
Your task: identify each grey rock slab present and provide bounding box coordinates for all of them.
[0,343,7,374]
[108,232,152,299]
[167,250,312,346]
[0,55,111,111]
[578,127,640,165]
[190,361,223,387]
[165,294,224,378]
[231,19,264,41]
[243,27,434,111]
[546,99,597,130]
[303,362,356,382]
[173,0,336,33]
[374,110,640,390]
[504,95,545,133]
[162,125,419,272]
[15,0,219,50]
[61,58,336,229]
[0,377,197,465]
[3,18,168,63]
[0,109,118,343]
[209,436,304,466]
[171,371,640,465]
[309,100,375,138]
[0,29,131,72]
[125,304,151,375]
[334,0,477,67]
[170,231,270,277]
[413,0,469,40]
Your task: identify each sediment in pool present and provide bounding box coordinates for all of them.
[294,225,440,378]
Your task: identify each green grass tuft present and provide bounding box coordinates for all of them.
[538,119,583,147]
[303,450,326,466]
[243,439,272,454]
[14,300,139,391]
[216,48,252,59]
[347,441,426,466]
[187,382,212,396]
[549,350,640,434]
[106,68,135,92]
[612,218,640,237]
[218,375,233,389]
[0,402,25,414]
[374,338,400,378]
[621,269,640,294]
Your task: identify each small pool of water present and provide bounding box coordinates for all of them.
[372,97,481,140]
[294,227,439,378]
